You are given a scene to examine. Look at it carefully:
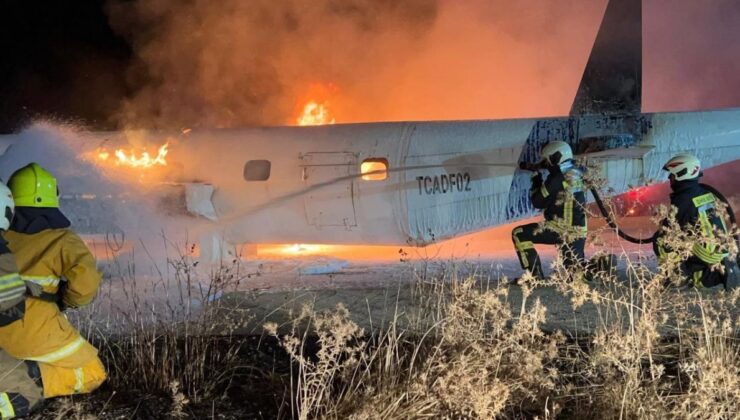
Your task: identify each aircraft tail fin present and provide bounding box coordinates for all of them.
[570,0,642,116]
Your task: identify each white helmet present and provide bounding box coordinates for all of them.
[663,153,701,181]
[0,183,14,231]
[540,141,573,166]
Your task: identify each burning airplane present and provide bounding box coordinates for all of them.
[0,0,739,262]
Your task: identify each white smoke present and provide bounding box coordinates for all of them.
[0,122,215,273]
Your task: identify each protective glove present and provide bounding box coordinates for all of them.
[530,172,543,189]
[723,258,739,291]
[56,280,69,312]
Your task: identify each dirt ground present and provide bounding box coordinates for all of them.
[90,215,734,338]
[222,259,733,340]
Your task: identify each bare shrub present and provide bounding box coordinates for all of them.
[265,303,366,420]
[262,165,739,419]
[74,241,255,404]
[34,177,739,419]
[269,275,563,419]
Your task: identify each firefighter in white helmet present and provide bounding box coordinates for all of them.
[512,141,588,283]
[0,182,24,327]
[654,153,738,290]
[0,181,42,419]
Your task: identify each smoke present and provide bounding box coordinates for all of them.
[0,122,214,272]
[644,0,740,112]
[0,123,112,195]
[106,0,606,128]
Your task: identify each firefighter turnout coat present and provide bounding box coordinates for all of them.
[0,227,106,398]
[653,179,731,287]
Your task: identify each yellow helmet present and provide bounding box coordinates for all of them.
[8,163,59,208]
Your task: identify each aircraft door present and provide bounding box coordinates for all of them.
[301,152,358,229]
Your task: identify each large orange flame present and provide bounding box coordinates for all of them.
[296,101,336,126]
[95,142,169,169]
[294,83,338,126]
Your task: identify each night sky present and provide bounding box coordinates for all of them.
[0,1,131,133]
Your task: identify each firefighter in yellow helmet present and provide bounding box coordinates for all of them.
[0,163,105,418]
[654,154,738,290]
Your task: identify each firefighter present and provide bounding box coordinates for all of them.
[653,153,738,290]
[0,163,105,418]
[511,141,587,283]
[0,181,42,420]
[0,182,24,326]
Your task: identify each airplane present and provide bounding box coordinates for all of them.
[0,0,739,262]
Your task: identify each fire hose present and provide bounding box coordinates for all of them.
[590,187,653,244]
[520,161,738,247]
[521,161,740,286]
[589,184,739,250]
[590,182,740,290]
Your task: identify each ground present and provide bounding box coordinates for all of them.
[32,215,739,418]
[89,215,727,337]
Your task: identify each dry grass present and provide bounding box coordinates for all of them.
[32,241,266,419]
[88,249,253,401]
[30,180,740,418]
[259,171,740,419]
[34,244,739,419]
[259,262,736,419]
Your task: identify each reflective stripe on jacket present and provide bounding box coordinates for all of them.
[0,393,15,419]
[530,162,587,234]
[657,180,730,266]
[0,238,24,327]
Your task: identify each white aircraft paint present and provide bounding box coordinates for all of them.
[1,109,738,261]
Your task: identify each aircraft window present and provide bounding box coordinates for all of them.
[244,160,271,181]
[361,158,388,181]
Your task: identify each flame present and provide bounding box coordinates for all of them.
[95,142,169,169]
[282,244,328,255]
[624,186,647,216]
[296,101,336,126]
[294,83,338,126]
[626,187,646,201]
[361,160,388,181]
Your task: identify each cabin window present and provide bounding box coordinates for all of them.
[361,158,388,181]
[244,160,271,181]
